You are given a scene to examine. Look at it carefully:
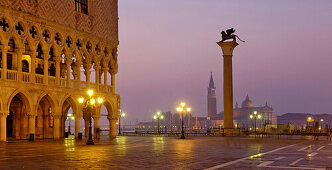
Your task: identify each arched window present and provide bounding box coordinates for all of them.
[7,38,15,70]
[36,44,43,59]
[22,60,29,72]
[35,64,44,75]
[23,41,30,54]
[8,38,15,52]
[49,47,55,61]
[49,64,56,76]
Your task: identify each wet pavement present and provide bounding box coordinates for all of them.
[0,136,331,169]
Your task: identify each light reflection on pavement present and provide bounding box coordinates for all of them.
[0,136,330,169]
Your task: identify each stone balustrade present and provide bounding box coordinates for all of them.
[0,69,112,93]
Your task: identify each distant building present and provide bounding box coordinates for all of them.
[278,113,332,128]
[234,95,277,128]
[136,73,279,131]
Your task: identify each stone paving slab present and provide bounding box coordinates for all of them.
[0,136,331,169]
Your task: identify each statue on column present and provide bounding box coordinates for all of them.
[220,28,245,43]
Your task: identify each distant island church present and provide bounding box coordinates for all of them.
[207,72,277,128]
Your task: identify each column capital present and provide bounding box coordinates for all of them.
[93,115,101,119]
[43,54,51,61]
[107,116,118,121]
[103,67,109,72]
[16,48,24,55]
[26,112,37,117]
[66,59,72,65]
[0,44,9,51]
[30,52,38,57]
[216,41,238,56]
[42,48,50,54]
[75,113,83,118]
[94,64,101,70]
[51,112,62,117]
[83,63,92,69]
[0,111,9,117]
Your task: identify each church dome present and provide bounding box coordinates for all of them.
[241,95,254,108]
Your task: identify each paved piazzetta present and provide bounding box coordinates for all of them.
[0,136,331,169]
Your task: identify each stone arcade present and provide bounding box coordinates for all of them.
[0,0,120,141]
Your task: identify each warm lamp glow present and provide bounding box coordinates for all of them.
[121,113,126,117]
[97,97,103,104]
[258,115,262,119]
[153,115,157,120]
[71,117,75,120]
[78,97,84,104]
[177,107,183,112]
[250,115,253,119]
[187,108,191,112]
[157,112,161,115]
[68,113,72,117]
[307,117,312,122]
[180,102,185,107]
[160,115,164,119]
[88,90,94,96]
[320,119,324,122]
[254,111,257,115]
[90,99,96,105]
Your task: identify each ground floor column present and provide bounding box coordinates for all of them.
[28,114,36,141]
[109,118,117,138]
[93,116,100,139]
[0,112,9,142]
[75,114,81,139]
[54,115,61,139]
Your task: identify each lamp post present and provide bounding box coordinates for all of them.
[153,112,164,134]
[176,102,191,139]
[78,89,103,145]
[320,119,324,131]
[118,112,126,135]
[67,113,75,135]
[250,111,262,133]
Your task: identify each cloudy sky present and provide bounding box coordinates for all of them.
[115,0,332,124]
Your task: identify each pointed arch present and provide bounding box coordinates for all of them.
[60,95,79,116]
[6,89,32,113]
[103,97,117,118]
[35,92,58,113]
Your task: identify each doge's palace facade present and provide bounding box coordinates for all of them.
[0,0,120,141]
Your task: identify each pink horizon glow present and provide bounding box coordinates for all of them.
[115,0,332,123]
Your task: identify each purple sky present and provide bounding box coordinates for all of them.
[116,0,332,124]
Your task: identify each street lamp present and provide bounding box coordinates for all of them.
[118,112,126,135]
[250,111,262,133]
[153,112,164,134]
[67,113,75,135]
[78,89,103,145]
[320,119,324,131]
[176,102,191,139]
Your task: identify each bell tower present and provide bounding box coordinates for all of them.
[207,72,217,118]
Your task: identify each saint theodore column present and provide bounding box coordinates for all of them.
[216,28,244,133]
